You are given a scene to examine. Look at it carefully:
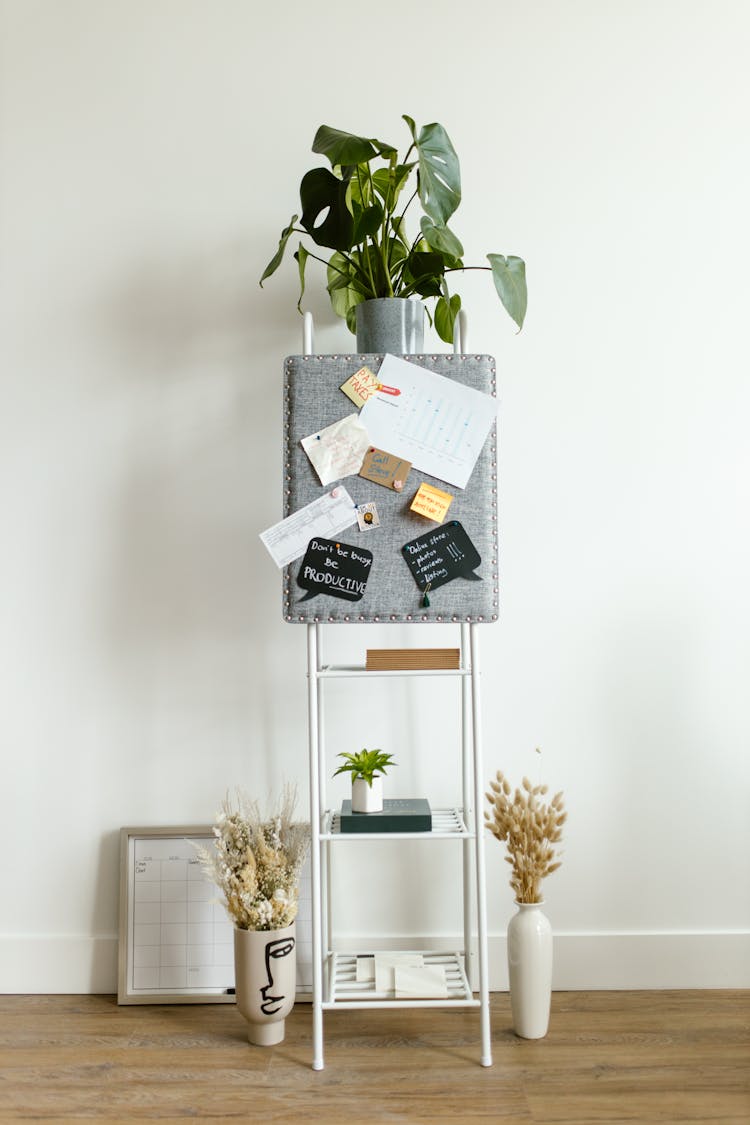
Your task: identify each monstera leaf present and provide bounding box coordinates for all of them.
[435,290,462,344]
[488,254,528,331]
[404,115,461,227]
[313,125,396,168]
[259,215,298,284]
[299,168,356,251]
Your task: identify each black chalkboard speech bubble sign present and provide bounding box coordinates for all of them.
[401,521,482,593]
[298,537,373,602]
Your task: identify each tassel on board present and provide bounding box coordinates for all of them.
[422,582,431,608]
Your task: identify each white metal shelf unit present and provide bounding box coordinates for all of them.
[306,621,491,1070]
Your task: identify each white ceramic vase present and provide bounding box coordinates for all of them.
[507,901,552,1039]
[352,775,383,813]
[233,922,296,1046]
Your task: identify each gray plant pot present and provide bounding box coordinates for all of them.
[355,297,424,354]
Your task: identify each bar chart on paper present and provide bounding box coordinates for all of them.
[128,836,234,995]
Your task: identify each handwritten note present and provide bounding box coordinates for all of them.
[359,354,498,489]
[297,538,373,602]
[301,413,371,487]
[259,488,358,568]
[340,365,380,409]
[401,521,482,593]
[359,447,412,492]
[410,482,453,523]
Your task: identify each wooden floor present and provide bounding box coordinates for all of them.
[0,992,748,1123]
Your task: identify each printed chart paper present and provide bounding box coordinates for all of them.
[300,413,371,487]
[358,354,498,489]
[260,488,358,568]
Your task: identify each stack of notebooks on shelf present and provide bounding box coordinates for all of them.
[365,648,460,671]
[340,798,432,833]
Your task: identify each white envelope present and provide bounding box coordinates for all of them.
[394,964,449,998]
[373,952,424,992]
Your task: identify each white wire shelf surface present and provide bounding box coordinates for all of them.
[317,664,470,679]
[324,950,479,1009]
[323,807,470,839]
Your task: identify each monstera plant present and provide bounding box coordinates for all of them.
[260,115,527,344]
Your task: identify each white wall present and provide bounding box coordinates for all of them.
[1,0,748,991]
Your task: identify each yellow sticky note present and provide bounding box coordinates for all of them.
[410,483,453,523]
[340,365,380,409]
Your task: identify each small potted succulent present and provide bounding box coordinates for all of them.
[333,747,397,813]
[260,114,527,352]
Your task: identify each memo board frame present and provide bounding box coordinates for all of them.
[118,826,313,1005]
[282,353,499,624]
[118,825,236,1005]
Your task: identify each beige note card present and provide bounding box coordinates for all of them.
[359,447,412,492]
[340,365,380,409]
[410,482,454,523]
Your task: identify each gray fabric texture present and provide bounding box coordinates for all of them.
[282,354,498,625]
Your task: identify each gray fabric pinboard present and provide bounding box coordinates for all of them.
[282,353,499,625]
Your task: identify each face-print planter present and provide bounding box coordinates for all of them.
[233,923,296,1046]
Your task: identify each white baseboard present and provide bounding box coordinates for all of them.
[1,935,119,994]
[1,932,747,993]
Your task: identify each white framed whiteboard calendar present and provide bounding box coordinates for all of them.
[118,826,312,1005]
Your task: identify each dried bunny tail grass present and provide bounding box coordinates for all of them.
[484,761,566,904]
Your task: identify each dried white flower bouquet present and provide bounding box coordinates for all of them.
[197,786,309,931]
[485,768,566,905]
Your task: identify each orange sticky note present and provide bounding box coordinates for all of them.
[410,483,453,523]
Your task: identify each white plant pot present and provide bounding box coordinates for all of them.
[233,922,296,1046]
[352,775,383,813]
[507,901,552,1039]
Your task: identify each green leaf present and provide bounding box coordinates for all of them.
[327,252,367,322]
[294,243,309,313]
[435,292,461,344]
[313,125,396,167]
[419,217,464,259]
[299,167,354,251]
[259,214,298,285]
[406,250,444,281]
[402,114,417,144]
[352,200,384,243]
[416,121,461,226]
[372,162,415,210]
[488,254,527,330]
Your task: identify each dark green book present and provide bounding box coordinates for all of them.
[339,798,432,833]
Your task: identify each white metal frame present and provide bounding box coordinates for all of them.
[305,622,491,1070]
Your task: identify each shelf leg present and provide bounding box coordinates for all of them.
[307,624,324,1071]
[460,624,474,988]
[470,623,492,1067]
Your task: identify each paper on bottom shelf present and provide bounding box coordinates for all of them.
[356,953,422,986]
[394,964,449,998]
